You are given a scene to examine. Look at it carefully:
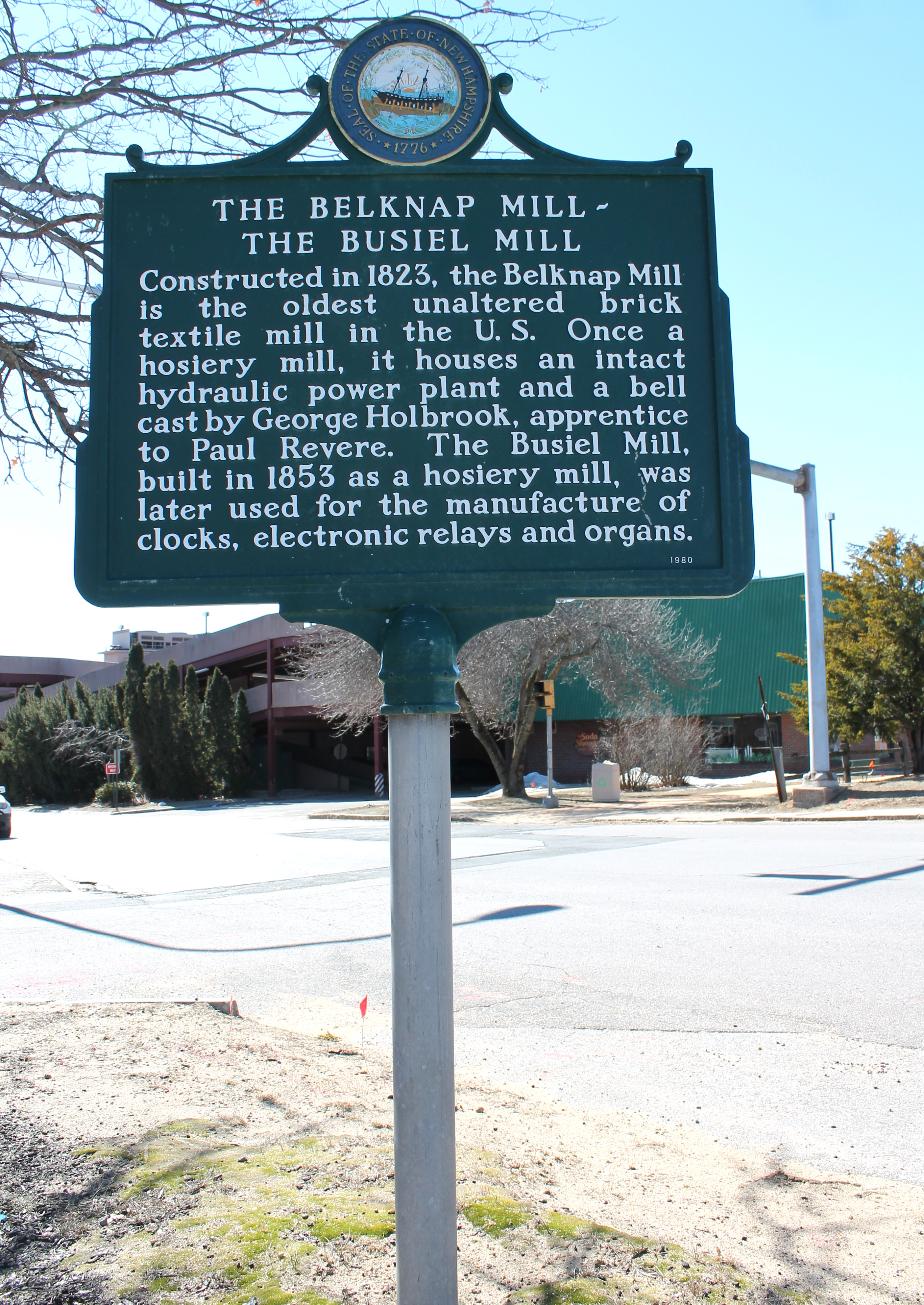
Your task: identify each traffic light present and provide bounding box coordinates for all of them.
[532,679,555,711]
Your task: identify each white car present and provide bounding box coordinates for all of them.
[0,785,11,839]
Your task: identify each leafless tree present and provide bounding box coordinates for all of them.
[290,600,715,797]
[292,622,382,729]
[0,0,602,472]
[595,710,716,790]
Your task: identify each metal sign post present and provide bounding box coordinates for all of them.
[543,709,558,808]
[77,17,756,1298]
[105,757,119,811]
[533,679,559,808]
[757,673,787,803]
[380,607,460,1305]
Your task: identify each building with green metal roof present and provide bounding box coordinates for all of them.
[522,574,810,781]
[542,574,805,721]
[669,573,807,718]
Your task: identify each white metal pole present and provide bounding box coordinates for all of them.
[750,458,836,793]
[798,464,833,779]
[388,713,458,1305]
[751,459,835,793]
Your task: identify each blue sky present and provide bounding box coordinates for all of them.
[3,0,922,660]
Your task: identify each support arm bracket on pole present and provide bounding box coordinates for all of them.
[379,606,460,717]
[750,459,807,493]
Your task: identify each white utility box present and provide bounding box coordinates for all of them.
[591,761,621,802]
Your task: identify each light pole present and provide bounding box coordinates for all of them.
[825,512,835,572]
[750,460,838,802]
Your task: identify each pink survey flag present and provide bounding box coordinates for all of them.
[359,995,368,1019]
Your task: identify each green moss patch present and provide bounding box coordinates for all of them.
[67,1117,402,1302]
[67,1112,796,1305]
[119,1123,323,1200]
[510,1280,610,1304]
[304,1191,395,1242]
[597,1280,663,1305]
[462,1192,531,1235]
[73,1142,132,1161]
[143,1117,219,1137]
[108,1209,306,1303]
[513,1212,763,1304]
[69,1120,345,1302]
[630,1241,751,1300]
[538,1210,647,1247]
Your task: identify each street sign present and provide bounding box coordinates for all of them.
[104,762,119,776]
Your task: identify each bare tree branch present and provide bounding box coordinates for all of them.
[291,600,715,797]
[52,717,128,768]
[1,1,604,466]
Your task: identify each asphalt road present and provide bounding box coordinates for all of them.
[1,801,922,1185]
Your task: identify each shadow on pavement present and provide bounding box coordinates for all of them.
[0,901,563,955]
[752,862,924,895]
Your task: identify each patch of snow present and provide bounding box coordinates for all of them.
[684,770,777,788]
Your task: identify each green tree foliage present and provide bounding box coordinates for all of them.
[230,691,254,797]
[197,675,252,798]
[181,665,208,796]
[777,647,865,751]
[134,658,252,800]
[782,529,924,772]
[0,641,254,803]
[0,684,107,803]
[202,670,237,797]
[74,679,94,725]
[140,663,173,800]
[123,641,152,791]
[163,661,202,800]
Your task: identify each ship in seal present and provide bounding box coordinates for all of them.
[330,18,491,163]
[374,68,446,115]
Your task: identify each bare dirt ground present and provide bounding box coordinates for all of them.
[312,774,924,826]
[1,1003,921,1305]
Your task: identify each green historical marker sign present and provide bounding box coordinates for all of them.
[76,19,753,647]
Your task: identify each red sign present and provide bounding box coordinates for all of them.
[105,762,119,776]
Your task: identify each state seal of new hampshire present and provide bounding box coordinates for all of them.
[329,19,491,165]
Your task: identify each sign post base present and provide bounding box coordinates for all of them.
[792,775,841,808]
